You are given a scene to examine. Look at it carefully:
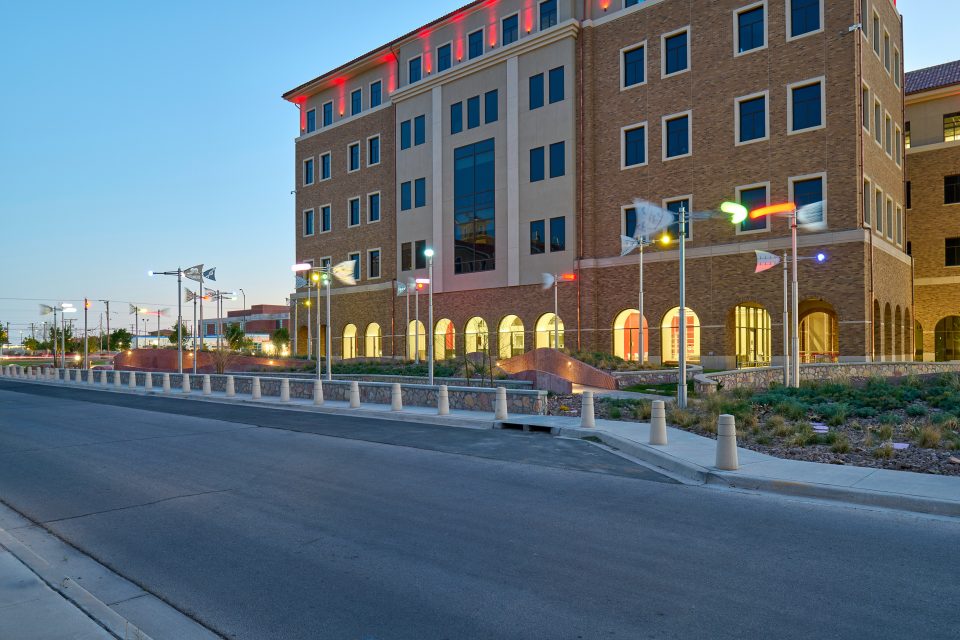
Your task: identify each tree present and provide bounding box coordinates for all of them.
[23,337,41,352]
[168,324,191,348]
[109,328,132,351]
[270,328,290,353]
[225,324,252,351]
[0,323,7,345]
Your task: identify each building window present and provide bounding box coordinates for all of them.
[401,242,412,271]
[437,43,452,72]
[540,0,557,30]
[451,102,463,134]
[895,127,902,166]
[306,109,316,133]
[303,157,314,186]
[485,90,499,124]
[894,49,901,87]
[624,207,638,238]
[622,44,646,88]
[348,142,360,172]
[502,14,519,46]
[735,304,772,367]
[737,183,769,233]
[351,89,362,116]
[789,79,824,133]
[622,124,647,168]
[884,114,892,155]
[368,249,381,279]
[368,192,380,223]
[530,147,545,182]
[905,121,911,148]
[947,238,960,267]
[453,139,496,274]
[885,197,893,240]
[906,181,911,209]
[320,153,331,180]
[792,175,825,217]
[663,113,691,159]
[368,136,380,166]
[322,101,333,127]
[467,96,480,129]
[874,100,882,144]
[548,66,564,103]
[400,120,411,150]
[468,29,484,59]
[861,85,869,130]
[348,252,361,281]
[883,30,890,72]
[945,112,960,143]
[409,56,422,83]
[549,141,565,178]
[348,198,361,227]
[896,205,903,246]
[736,92,767,144]
[415,239,427,269]
[736,4,766,54]
[370,80,382,108]
[863,179,871,226]
[947,175,960,205]
[550,216,566,252]
[663,29,689,76]
[875,188,884,234]
[414,114,426,145]
[414,177,426,208]
[401,181,412,211]
[625,0,641,6]
[530,220,545,254]
[872,12,880,56]
[303,209,315,236]
[320,205,331,232]
[788,0,821,39]
[530,73,544,109]
[664,198,693,240]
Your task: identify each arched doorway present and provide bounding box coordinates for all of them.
[734,303,772,368]
[883,303,893,360]
[364,323,382,358]
[661,307,700,364]
[800,301,838,363]
[915,320,924,361]
[342,324,357,359]
[297,325,308,356]
[612,309,648,362]
[934,316,960,361]
[535,313,564,349]
[434,319,455,360]
[407,320,426,361]
[497,315,525,359]
[903,308,912,361]
[465,317,489,354]
[894,306,903,361]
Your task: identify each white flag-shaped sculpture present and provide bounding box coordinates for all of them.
[128,303,139,314]
[630,200,677,238]
[621,235,641,257]
[754,250,781,273]
[396,281,407,296]
[185,289,197,302]
[796,201,826,230]
[38,304,54,316]
[183,264,203,283]
[203,267,216,282]
[541,273,555,290]
[331,260,357,286]
[294,275,308,289]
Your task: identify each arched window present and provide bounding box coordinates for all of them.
[935,316,960,361]
[535,313,564,349]
[407,320,426,361]
[434,319,455,360]
[734,304,771,368]
[464,317,489,354]
[497,315,525,359]
[342,324,357,360]
[364,323,382,358]
[612,309,648,362]
[660,307,700,364]
[894,306,903,361]
[873,300,882,359]
[915,320,923,361]
[883,303,893,360]
[800,302,838,363]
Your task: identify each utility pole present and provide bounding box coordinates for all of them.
[83,298,89,370]
[100,300,110,351]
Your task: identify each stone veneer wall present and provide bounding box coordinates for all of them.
[611,366,703,388]
[245,371,533,389]
[694,362,960,393]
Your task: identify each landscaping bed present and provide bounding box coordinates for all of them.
[545,374,960,476]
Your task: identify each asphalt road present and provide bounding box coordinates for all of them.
[0,380,958,639]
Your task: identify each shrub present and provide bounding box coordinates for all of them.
[852,405,877,419]
[668,407,699,429]
[873,443,895,459]
[773,399,807,421]
[877,424,894,441]
[916,426,942,449]
[878,412,900,427]
[766,415,786,432]
[789,423,816,447]
[773,421,794,438]
[831,434,851,453]
[755,434,771,445]
[906,403,929,417]
[608,407,622,420]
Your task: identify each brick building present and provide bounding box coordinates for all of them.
[284,0,910,368]
[905,60,960,361]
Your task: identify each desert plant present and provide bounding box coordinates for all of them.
[916,426,942,449]
[667,406,699,429]
[773,399,807,421]
[905,403,928,417]
[877,424,894,441]
[766,415,786,432]
[872,443,895,459]
[831,434,851,453]
[789,423,816,447]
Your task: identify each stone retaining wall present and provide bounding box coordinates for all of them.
[241,371,533,389]
[612,366,703,388]
[695,361,960,393]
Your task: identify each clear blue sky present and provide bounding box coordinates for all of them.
[0,0,950,341]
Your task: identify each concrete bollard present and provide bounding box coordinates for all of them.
[129,371,137,389]
[85,369,93,385]
[494,387,508,420]
[181,373,191,394]
[280,378,290,402]
[349,381,360,408]
[74,369,82,383]
[580,391,596,428]
[202,375,212,396]
[162,373,171,393]
[28,367,35,379]
[649,400,668,446]
[715,414,739,471]
[437,385,449,415]
[225,375,235,398]
[145,372,153,391]
[313,379,323,405]
[100,370,108,385]
[251,376,261,400]
[390,383,403,411]
[114,371,122,387]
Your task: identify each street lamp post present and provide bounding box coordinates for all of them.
[677,204,688,408]
[324,274,332,381]
[239,288,247,332]
[148,268,185,373]
[620,235,655,363]
[425,248,435,385]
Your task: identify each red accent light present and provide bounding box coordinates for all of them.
[559,273,577,282]
[415,283,425,290]
[750,202,797,219]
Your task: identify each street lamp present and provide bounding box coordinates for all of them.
[424,248,435,385]
[239,288,247,332]
[620,235,657,363]
[148,268,185,373]
[541,273,577,351]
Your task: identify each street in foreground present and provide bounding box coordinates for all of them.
[0,381,957,639]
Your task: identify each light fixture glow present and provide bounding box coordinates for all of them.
[817,252,826,262]
[291,263,311,272]
[750,202,797,219]
[424,248,435,258]
[721,201,748,225]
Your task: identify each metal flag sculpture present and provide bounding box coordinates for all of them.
[203,267,217,282]
[541,273,556,290]
[39,304,54,316]
[128,303,139,315]
[796,201,826,230]
[294,275,308,289]
[754,250,782,273]
[331,260,357,286]
[185,289,197,302]
[621,235,643,257]
[630,200,677,238]
[183,264,203,283]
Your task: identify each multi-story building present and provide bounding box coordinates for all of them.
[905,60,960,361]
[284,0,909,369]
